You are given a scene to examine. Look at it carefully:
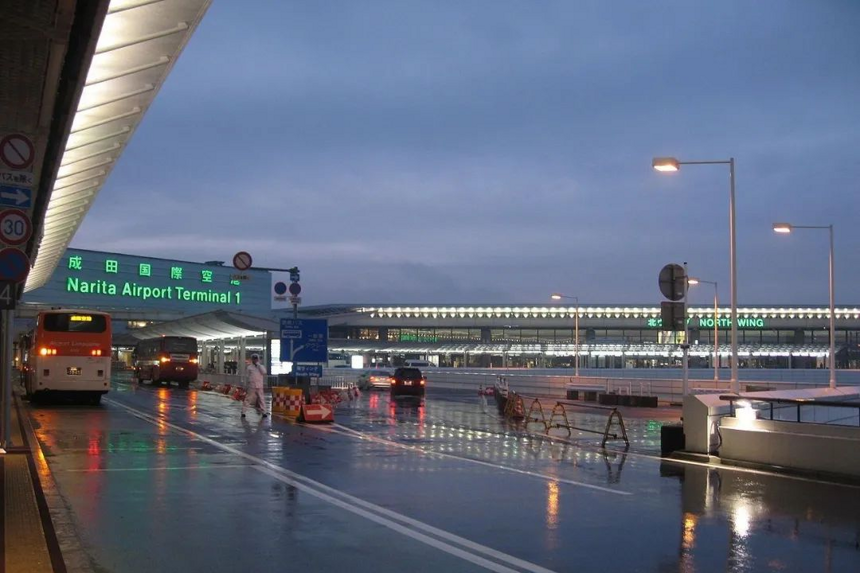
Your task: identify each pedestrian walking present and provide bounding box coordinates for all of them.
[242,354,268,418]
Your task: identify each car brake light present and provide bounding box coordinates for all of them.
[39,347,57,356]
[90,349,103,356]
[160,355,171,363]
[420,378,426,385]
[389,377,396,385]
[190,358,199,364]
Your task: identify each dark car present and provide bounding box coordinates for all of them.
[390,367,426,397]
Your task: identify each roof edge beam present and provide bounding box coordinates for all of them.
[108,0,168,15]
[60,143,120,167]
[56,157,113,179]
[66,126,129,151]
[95,22,189,54]
[86,56,170,86]
[71,106,141,134]
[53,170,105,190]
[78,83,154,112]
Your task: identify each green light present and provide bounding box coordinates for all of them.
[170,266,183,280]
[139,263,151,277]
[105,259,118,274]
[68,255,83,270]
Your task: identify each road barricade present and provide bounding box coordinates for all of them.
[548,401,630,448]
[300,403,334,423]
[272,387,303,417]
[503,391,525,419]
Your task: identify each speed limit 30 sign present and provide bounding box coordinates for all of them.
[0,208,32,246]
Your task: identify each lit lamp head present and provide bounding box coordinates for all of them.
[652,157,680,172]
[773,222,793,234]
[687,277,700,286]
[550,293,563,300]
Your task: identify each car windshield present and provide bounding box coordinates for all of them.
[397,368,422,379]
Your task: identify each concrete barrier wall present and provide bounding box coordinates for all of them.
[720,417,860,478]
[320,367,860,401]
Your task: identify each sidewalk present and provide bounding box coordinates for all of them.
[1,395,65,573]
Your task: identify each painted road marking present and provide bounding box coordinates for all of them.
[60,464,251,473]
[320,422,631,496]
[106,399,559,573]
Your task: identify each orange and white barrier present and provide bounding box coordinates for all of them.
[272,387,304,417]
[300,403,334,423]
[201,380,213,391]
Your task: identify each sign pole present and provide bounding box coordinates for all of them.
[682,262,689,397]
[1,310,10,451]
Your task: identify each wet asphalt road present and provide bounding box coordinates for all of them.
[25,377,860,573]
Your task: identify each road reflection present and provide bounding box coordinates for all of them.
[661,461,860,572]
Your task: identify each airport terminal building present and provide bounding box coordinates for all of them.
[18,248,860,372]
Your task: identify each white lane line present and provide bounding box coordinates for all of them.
[105,398,558,573]
[252,466,520,573]
[60,464,252,473]
[320,422,631,496]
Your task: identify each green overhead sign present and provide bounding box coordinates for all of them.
[63,254,243,306]
[646,317,766,329]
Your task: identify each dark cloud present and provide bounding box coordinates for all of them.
[75,0,860,306]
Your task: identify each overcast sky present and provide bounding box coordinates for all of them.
[72,0,860,307]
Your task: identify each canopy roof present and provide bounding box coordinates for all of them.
[25,0,213,292]
[128,310,276,341]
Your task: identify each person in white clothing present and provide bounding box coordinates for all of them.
[242,354,268,418]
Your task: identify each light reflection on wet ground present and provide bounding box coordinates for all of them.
[24,379,860,573]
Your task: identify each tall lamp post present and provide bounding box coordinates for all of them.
[551,293,579,378]
[688,277,720,383]
[653,156,739,393]
[773,223,836,389]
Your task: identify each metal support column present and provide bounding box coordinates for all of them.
[1,310,11,451]
[238,337,246,376]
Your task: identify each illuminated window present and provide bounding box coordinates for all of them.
[139,263,151,277]
[201,270,213,283]
[68,255,83,270]
[105,260,118,274]
[170,266,183,280]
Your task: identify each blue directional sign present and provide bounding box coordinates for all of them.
[294,364,322,377]
[279,318,328,363]
[0,186,32,209]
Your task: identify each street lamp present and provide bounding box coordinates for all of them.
[551,293,579,377]
[653,156,739,393]
[688,277,720,383]
[772,222,836,389]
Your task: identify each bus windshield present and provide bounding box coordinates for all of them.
[43,313,108,333]
[164,338,198,353]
